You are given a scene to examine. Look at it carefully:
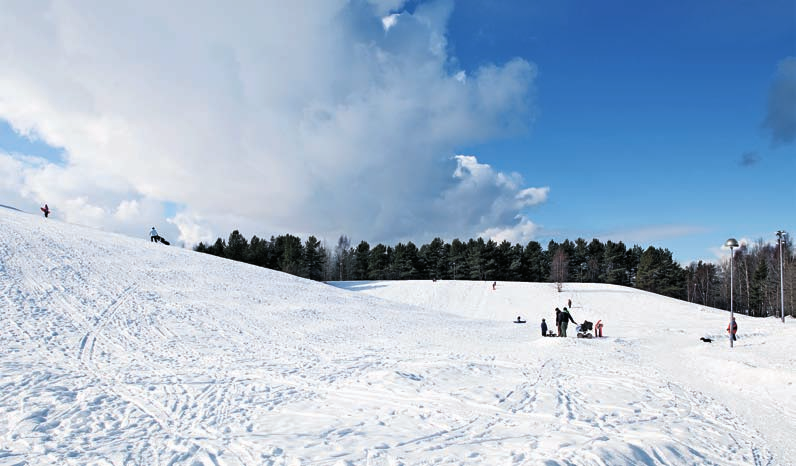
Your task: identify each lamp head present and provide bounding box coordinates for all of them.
[725,238,739,249]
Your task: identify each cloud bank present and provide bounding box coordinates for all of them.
[0,0,544,246]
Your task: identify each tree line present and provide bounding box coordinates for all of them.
[194,231,794,318]
[685,237,794,318]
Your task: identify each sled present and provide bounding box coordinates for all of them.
[159,238,170,246]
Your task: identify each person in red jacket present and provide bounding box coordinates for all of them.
[594,320,603,338]
[40,204,50,218]
[727,317,738,341]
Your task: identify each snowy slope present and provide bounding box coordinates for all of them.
[1,207,795,466]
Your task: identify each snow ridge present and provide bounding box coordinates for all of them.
[1,208,794,465]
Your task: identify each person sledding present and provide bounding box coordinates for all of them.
[40,204,50,218]
[559,307,576,337]
[150,227,170,245]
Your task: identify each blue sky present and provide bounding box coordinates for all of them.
[0,0,793,263]
[447,0,795,261]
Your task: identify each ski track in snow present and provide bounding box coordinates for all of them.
[1,208,794,465]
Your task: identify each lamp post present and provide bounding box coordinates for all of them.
[776,230,786,323]
[725,238,739,348]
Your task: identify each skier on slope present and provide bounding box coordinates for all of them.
[559,307,576,337]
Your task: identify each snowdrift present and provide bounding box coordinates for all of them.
[1,207,794,465]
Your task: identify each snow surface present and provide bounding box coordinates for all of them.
[1,207,794,465]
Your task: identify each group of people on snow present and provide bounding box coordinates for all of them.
[539,299,603,338]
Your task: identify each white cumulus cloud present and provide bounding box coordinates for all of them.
[0,0,545,246]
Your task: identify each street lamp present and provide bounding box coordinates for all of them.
[776,230,786,323]
[725,238,739,348]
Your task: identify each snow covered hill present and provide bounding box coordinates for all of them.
[1,207,794,466]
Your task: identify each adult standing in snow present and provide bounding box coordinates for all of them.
[150,227,160,243]
[40,204,50,218]
[555,308,562,336]
[492,281,496,290]
[567,298,572,308]
[560,307,576,337]
[541,318,548,337]
[727,317,738,341]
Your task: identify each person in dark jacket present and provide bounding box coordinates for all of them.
[560,307,576,337]
[40,204,50,218]
[541,318,548,337]
[555,308,562,337]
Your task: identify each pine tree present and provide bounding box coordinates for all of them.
[420,237,447,281]
[353,241,370,280]
[573,238,588,282]
[208,238,226,257]
[523,241,544,282]
[507,243,525,281]
[495,240,513,281]
[274,234,304,276]
[602,240,627,285]
[225,230,248,262]
[586,239,605,282]
[303,236,326,281]
[750,259,769,316]
[368,244,390,280]
[449,239,467,279]
[467,238,486,280]
[247,235,269,267]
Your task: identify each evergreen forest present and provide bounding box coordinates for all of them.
[195,231,794,318]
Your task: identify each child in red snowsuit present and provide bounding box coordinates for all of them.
[594,320,603,337]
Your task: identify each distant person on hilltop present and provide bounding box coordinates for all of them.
[560,307,576,337]
[492,281,496,290]
[40,204,50,218]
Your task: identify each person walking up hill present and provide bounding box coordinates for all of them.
[560,307,576,337]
